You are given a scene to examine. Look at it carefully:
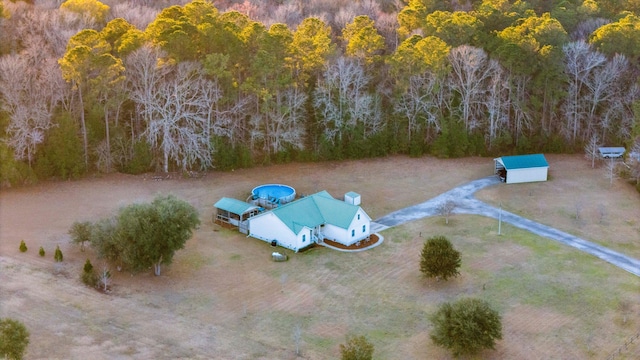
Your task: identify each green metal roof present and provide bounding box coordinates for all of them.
[214,197,258,215]
[499,154,548,170]
[270,191,361,234]
[313,191,360,229]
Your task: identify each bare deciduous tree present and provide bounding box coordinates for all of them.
[584,134,601,168]
[213,94,252,146]
[249,86,307,155]
[127,47,220,172]
[574,198,584,223]
[628,138,640,185]
[394,73,441,146]
[314,57,382,144]
[572,18,610,41]
[484,65,510,149]
[603,157,619,187]
[448,46,500,132]
[98,266,111,292]
[562,41,607,144]
[0,55,60,166]
[437,200,456,225]
[597,204,607,224]
[588,54,630,141]
[618,300,632,324]
[293,323,302,356]
[111,3,159,30]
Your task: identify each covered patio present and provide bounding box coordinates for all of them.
[214,197,262,234]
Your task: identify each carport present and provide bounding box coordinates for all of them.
[494,154,548,184]
[598,147,625,159]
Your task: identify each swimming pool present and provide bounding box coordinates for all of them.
[251,184,296,205]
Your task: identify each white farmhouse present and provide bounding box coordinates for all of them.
[248,191,371,252]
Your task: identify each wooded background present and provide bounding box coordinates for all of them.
[1,0,640,185]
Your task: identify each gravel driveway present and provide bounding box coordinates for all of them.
[372,176,640,277]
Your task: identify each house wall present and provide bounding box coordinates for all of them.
[295,228,314,250]
[248,212,302,251]
[507,167,548,184]
[323,209,371,246]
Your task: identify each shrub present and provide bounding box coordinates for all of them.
[419,235,461,281]
[430,297,502,356]
[83,259,93,273]
[0,318,30,360]
[69,221,92,252]
[38,246,45,257]
[54,245,63,262]
[81,259,97,287]
[19,240,27,253]
[340,334,374,360]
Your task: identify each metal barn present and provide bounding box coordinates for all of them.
[494,154,549,184]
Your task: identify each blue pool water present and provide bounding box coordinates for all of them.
[252,184,296,204]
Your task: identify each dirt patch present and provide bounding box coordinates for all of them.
[1,155,639,359]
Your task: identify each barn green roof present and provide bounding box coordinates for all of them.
[214,197,258,215]
[499,154,548,170]
[270,191,361,234]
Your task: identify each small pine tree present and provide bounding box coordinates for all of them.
[54,245,63,262]
[83,259,93,273]
[19,240,27,252]
[340,335,374,360]
[39,246,45,257]
[420,235,461,281]
[81,259,97,287]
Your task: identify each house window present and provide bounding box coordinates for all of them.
[362,225,366,233]
[357,214,360,220]
[351,229,355,237]
[302,234,306,242]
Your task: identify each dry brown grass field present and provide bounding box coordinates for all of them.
[1,154,639,359]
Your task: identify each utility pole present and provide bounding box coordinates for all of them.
[498,202,502,236]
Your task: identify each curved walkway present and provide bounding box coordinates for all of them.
[372,176,640,277]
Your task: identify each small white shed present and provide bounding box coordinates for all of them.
[494,154,549,184]
[344,191,361,206]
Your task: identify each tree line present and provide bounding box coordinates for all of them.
[1,0,640,185]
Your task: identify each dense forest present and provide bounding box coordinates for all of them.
[1,0,640,186]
